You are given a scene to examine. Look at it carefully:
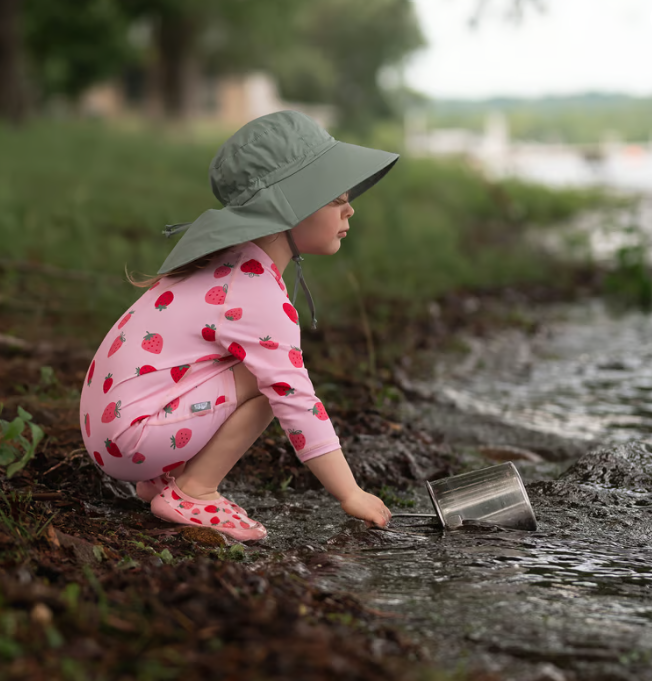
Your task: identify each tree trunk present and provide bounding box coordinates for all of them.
[153,11,196,119]
[0,0,27,123]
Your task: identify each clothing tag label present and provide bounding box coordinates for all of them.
[190,401,211,413]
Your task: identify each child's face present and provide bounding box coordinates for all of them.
[291,192,354,255]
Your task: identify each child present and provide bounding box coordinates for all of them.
[79,110,399,542]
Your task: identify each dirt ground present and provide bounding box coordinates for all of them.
[0,276,599,681]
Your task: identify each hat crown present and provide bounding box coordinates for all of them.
[209,110,335,207]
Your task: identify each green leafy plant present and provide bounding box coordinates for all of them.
[603,225,652,309]
[0,405,45,478]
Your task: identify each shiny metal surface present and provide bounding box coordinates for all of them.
[426,462,537,531]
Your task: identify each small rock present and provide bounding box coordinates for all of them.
[532,663,567,681]
[31,603,53,626]
[180,526,228,547]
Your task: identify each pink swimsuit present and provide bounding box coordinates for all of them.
[79,241,340,481]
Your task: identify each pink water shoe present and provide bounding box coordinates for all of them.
[150,479,267,542]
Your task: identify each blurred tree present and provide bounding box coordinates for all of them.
[0,0,28,123]
[118,0,304,118]
[22,0,129,103]
[269,0,426,132]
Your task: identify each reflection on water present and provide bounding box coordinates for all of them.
[307,302,652,679]
[249,301,652,678]
[434,300,652,445]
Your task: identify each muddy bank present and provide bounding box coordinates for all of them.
[2,290,639,681]
[2,290,543,681]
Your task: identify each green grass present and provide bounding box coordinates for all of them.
[0,118,617,343]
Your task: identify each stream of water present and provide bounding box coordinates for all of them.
[249,300,652,681]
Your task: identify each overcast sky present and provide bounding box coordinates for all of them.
[404,0,652,99]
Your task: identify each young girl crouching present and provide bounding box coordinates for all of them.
[79,110,399,541]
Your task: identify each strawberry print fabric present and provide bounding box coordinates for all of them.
[79,241,340,481]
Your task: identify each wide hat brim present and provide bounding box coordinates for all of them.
[157,140,399,274]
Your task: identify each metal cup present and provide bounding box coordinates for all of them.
[426,461,537,531]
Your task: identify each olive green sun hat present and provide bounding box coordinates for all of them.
[159,109,399,327]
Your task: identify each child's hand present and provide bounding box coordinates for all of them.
[340,488,392,527]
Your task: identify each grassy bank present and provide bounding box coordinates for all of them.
[0,119,617,344]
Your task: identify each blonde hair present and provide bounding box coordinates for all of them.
[125,248,230,289]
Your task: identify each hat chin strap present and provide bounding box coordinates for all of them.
[285,231,317,329]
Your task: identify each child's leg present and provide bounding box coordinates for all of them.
[173,362,274,500]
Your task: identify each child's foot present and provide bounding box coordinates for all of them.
[135,475,168,503]
[137,476,249,517]
[150,479,267,542]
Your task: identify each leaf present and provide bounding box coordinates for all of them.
[27,422,45,450]
[16,406,33,422]
[0,443,18,465]
[228,544,246,560]
[158,548,174,564]
[1,417,25,442]
[92,545,107,562]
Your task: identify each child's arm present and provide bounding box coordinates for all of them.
[305,448,391,527]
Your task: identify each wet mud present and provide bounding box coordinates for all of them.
[3,294,652,680]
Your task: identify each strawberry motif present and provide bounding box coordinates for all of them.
[163,460,185,472]
[108,332,126,357]
[171,490,181,500]
[142,332,163,354]
[136,365,157,376]
[179,501,194,510]
[215,395,226,405]
[239,521,251,529]
[104,438,122,458]
[204,505,218,513]
[164,398,179,417]
[196,354,221,362]
[93,451,104,466]
[205,284,228,305]
[240,259,264,277]
[87,360,95,387]
[225,307,243,321]
[202,324,217,342]
[84,413,91,438]
[132,452,146,464]
[221,520,235,529]
[155,291,174,311]
[101,401,122,423]
[131,415,150,425]
[272,382,295,397]
[288,347,303,368]
[171,428,192,449]
[103,374,113,393]
[190,518,202,524]
[283,302,299,325]
[259,336,279,350]
[170,365,190,383]
[214,263,234,278]
[209,517,220,525]
[192,508,201,515]
[118,311,134,329]
[288,429,306,450]
[228,342,246,361]
[270,263,286,290]
[310,402,329,421]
